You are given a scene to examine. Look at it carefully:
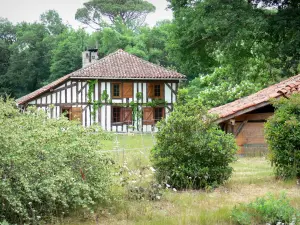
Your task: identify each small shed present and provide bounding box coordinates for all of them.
[209,74,300,155]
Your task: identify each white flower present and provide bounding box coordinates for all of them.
[173,188,177,192]
[156,196,161,200]
[150,167,156,172]
[166,184,170,188]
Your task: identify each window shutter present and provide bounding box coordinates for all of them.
[122,108,132,124]
[143,107,154,125]
[148,83,154,98]
[123,82,133,98]
[70,107,82,122]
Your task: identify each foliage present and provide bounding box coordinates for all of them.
[232,193,299,225]
[265,94,300,179]
[187,67,263,108]
[0,98,113,224]
[151,93,237,189]
[168,0,300,107]
[48,28,87,82]
[75,0,156,29]
[40,10,67,35]
[118,163,163,201]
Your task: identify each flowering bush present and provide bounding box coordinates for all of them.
[0,98,113,224]
[151,94,237,190]
[118,163,163,201]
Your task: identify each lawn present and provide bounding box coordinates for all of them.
[61,134,300,225]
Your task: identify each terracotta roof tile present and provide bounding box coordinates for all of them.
[17,49,186,105]
[16,74,71,105]
[70,49,186,80]
[209,74,300,123]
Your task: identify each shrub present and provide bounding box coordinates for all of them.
[151,94,237,190]
[0,98,113,224]
[118,163,163,201]
[232,193,299,225]
[265,94,300,179]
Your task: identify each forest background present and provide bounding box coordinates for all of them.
[1,0,300,108]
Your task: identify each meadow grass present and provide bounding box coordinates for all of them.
[60,134,300,225]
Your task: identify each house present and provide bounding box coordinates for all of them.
[209,74,300,155]
[16,49,186,132]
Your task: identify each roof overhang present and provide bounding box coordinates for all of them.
[213,101,271,124]
[70,77,186,81]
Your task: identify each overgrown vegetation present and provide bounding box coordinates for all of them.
[265,93,300,179]
[0,98,113,224]
[232,193,299,225]
[151,93,237,189]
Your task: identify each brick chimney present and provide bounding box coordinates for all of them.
[82,48,99,68]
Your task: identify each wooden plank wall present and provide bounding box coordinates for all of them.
[231,113,273,154]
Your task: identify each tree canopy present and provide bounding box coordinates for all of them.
[1,0,300,108]
[75,0,156,29]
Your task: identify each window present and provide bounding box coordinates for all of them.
[154,84,161,97]
[154,108,164,122]
[113,107,121,123]
[61,107,71,120]
[148,83,164,99]
[112,83,122,98]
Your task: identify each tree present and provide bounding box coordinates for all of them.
[40,10,67,35]
[0,98,113,224]
[265,94,300,179]
[151,92,237,189]
[4,22,52,97]
[0,18,16,96]
[49,29,88,81]
[75,0,156,30]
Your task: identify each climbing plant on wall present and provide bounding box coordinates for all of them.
[87,80,169,126]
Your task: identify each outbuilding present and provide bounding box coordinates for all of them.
[209,74,300,155]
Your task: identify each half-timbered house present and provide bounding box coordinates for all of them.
[16,49,186,132]
[209,74,300,155]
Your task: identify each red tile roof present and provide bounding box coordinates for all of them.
[70,49,186,79]
[17,49,186,105]
[17,74,71,105]
[209,74,300,123]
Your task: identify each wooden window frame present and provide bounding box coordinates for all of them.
[154,107,165,123]
[154,84,161,98]
[61,106,72,120]
[112,82,122,99]
[112,106,122,124]
[148,82,164,99]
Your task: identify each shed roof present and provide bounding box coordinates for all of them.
[209,74,300,123]
[17,49,186,105]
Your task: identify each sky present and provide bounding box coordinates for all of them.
[0,0,173,29]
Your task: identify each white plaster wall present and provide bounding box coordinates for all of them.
[165,83,172,103]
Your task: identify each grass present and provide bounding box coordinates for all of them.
[60,134,300,225]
